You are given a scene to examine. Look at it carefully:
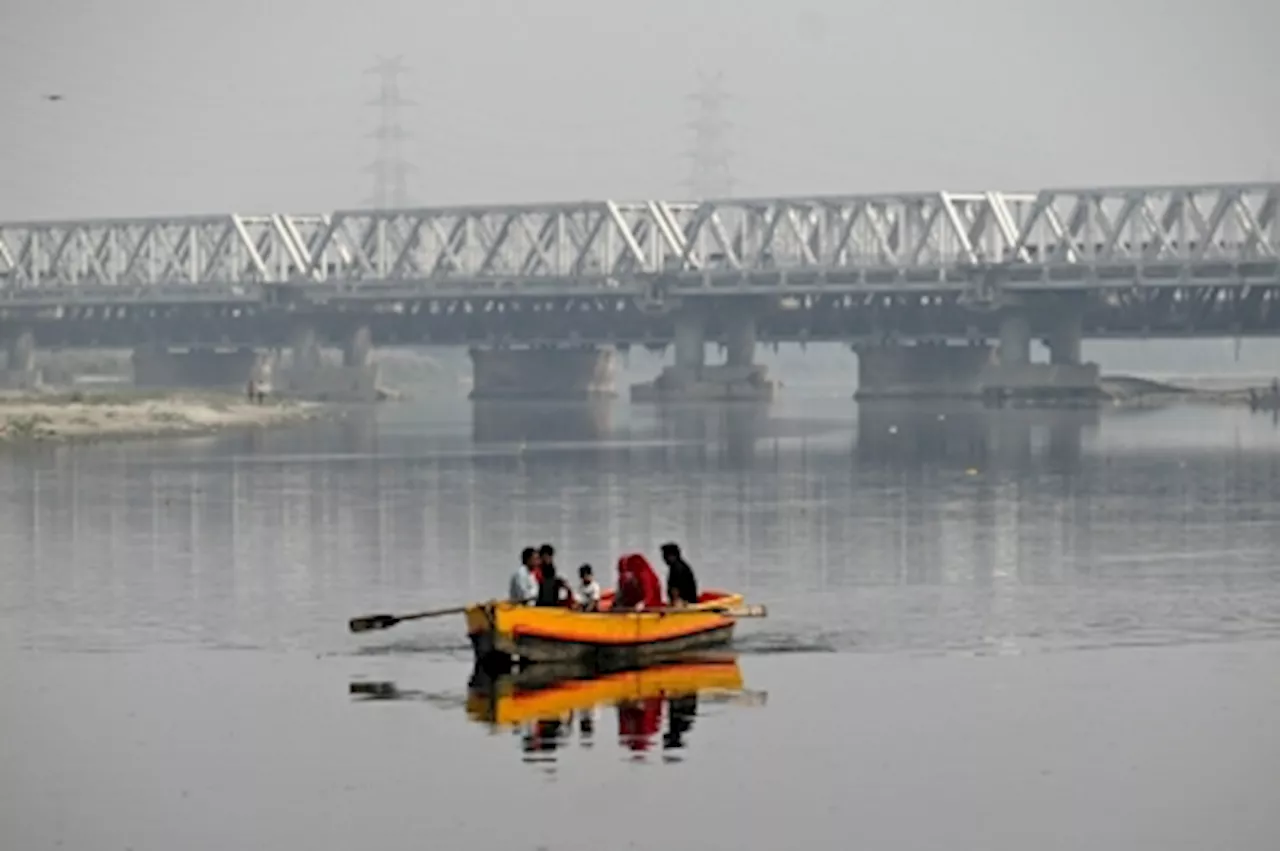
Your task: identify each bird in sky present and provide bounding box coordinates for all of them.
[43,94,63,102]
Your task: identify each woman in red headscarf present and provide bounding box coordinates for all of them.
[614,553,663,610]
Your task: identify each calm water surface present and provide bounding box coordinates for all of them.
[2,386,1279,850]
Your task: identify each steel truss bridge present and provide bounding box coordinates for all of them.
[2,182,1279,346]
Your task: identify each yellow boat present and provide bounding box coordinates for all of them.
[465,589,750,666]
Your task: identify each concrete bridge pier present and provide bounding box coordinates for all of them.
[631,302,776,402]
[1,330,42,389]
[131,344,266,390]
[291,327,323,370]
[997,310,1032,367]
[854,299,1100,404]
[673,309,707,375]
[343,326,372,368]
[468,345,617,400]
[275,325,380,402]
[1047,303,1084,366]
[980,301,1099,405]
[725,310,756,369]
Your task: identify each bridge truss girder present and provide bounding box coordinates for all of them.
[1,184,1275,293]
[0,214,326,290]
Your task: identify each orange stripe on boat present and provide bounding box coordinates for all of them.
[510,619,731,646]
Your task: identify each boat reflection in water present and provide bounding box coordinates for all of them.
[466,655,765,765]
[349,655,765,767]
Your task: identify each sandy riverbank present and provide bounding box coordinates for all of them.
[1100,374,1280,409]
[0,390,324,444]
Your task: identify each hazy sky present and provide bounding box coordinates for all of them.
[1,0,1276,220]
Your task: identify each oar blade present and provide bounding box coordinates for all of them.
[349,614,400,633]
[720,604,767,618]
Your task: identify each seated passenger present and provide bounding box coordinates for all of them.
[614,553,663,610]
[538,543,558,585]
[509,547,540,605]
[660,542,699,606]
[614,558,642,610]
[577,564,602,612]
[534,562,572,608]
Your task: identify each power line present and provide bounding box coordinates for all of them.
[684,70,734,200]
[365,56,414,209]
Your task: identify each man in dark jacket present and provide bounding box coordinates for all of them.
[660,542,698,606]
[534,562,569,607]
[538,543,557,581]
[534,543,568,607]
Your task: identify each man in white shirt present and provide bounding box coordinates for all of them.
[509,547,540,604]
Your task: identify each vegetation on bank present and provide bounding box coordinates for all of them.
[0,390,321,445]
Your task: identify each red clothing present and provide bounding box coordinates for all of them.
[616,554,663,609]
[615,573,642,609]
[618,698,663,752]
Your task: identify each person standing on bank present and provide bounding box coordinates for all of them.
[660,542,698,606]
[509,547,541,604]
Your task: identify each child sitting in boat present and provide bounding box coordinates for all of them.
[577,564,602,611]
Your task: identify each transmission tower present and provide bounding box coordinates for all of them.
[366,56,414,208]
[684,70,734,200]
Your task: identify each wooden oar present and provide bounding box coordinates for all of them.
[349,604,470,633]
[653,604,768,618]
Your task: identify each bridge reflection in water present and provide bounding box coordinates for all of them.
[854,401,1098,471]
[350,656,765,768]
[471,400,614,445]
[465,396,1099,472]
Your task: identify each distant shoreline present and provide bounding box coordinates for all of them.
[1099,374,1280,409]
[0,389,326,446]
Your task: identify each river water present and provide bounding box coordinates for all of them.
[3,352,1280,850]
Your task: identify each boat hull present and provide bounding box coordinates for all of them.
[466,592,743,666]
